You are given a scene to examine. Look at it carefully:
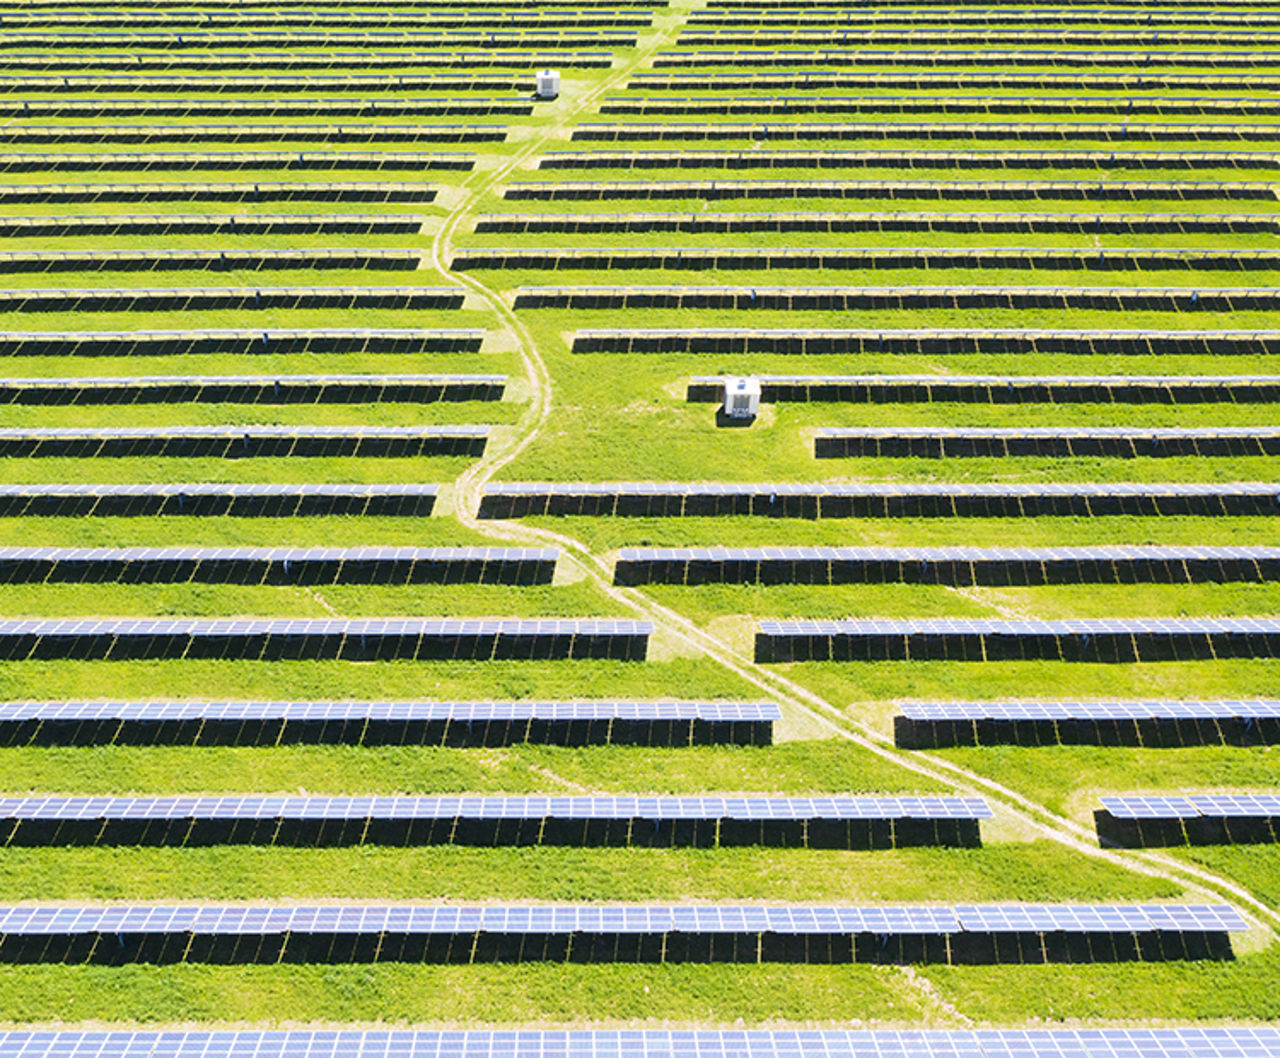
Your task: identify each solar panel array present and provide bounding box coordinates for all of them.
[0,483,440,517]
[754,617,1280,663]
[685,375,1280,405]
[894,699,1280,748]
[2,1031,1279,1058]
[479,482,1280,519]
[0,794,991,849]
[0,375,506,405]
[614,546,1280,586]
[813,426,1280,459]
[0,902,1245,964]
[0,329,484,356]
[0,618,653,661]
[0,699,781,746]
[0,546,558,585]
[1096,796,1280,847]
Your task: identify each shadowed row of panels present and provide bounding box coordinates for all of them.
[0,902,1245,965]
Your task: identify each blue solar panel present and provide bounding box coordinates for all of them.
[1101,795,1280,819]
[0,903,1242,937]
[2,1031,1279,1058]
[899,700,1280,722]
[0,795,993,823]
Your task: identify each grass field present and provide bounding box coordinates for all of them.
[0,0,1277,1035]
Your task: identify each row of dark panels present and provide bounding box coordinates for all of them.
[459,246,1280,271]
[0,902,1243,965]
[0,51,615,69]
[5,427,1274,460]
[0,286,464,311]
[651,47,1280,67]
[685,374,1280,404]
[0,99,535,117]
[0,482,442,517]
[0,124,505,143]
[0,618,653,660]
[0,152,474,172]
[0,214,430,236]
[0,425,490,458]
[676,29,1280,43]
[0,31,639,48]
[515,285,1280,311]
[481,210,1280,234]
[584,327,1280,355]
[685,10,1280,26]
[603,96,1280,117]
[612,545,1280,586]
[0,181,440,204]
[0,698,779,745]
[477,481,1280,519]
[0,545,555,584]
[0,374,505,404]
[0,794,987,849]
[538,149,1280,170]
[754,617,1280,663]
[3,481,1280,521]
[894,698,1280,748]
[0,1030,1275,1058]
[0,74,535,90]
[629,71,1280,89]
[570,122,1280,142]
[0,248,424,272]
[0,328,483,356]
[0,12,654,26]
[812,426,1280,459]
[1096,795,1279,847]
[503,178,1280,201]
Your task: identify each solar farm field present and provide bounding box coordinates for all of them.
[0,0,1277,1044]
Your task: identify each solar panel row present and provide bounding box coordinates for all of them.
[0,51,615,71]
[755,618,1280,663]
[0,182,439,205]
[813,426,1280,459]
[0,153,475,173]
[0,329,481,356]
[0,30,639,47]
[485,211,1280,235]
[894,699,1280,748]
[0,125,506,144]
[577,328,1280,355]
[0,100,533,118]
[0,249,423,272]
[0,699,779,747]
[0,546,556,585]
[652,47,1280,68]
[1096,796,1280,847]
[0,482,439,518]
[0,287,464,313]
[0,794,989,849]
[572,122,1280,143]
[685,375,1280,404]
[0,618,652,661]
[631,71,1280,90]
[0,375,506,405]
[601,97,1280,116]
[0,214,430,236]
[506,178,1280,202]
[478,482,1280,519]
[459,246,1280,271]
[1,1029,1277,1058]
[0,425,490,458]
[614,546,1280,586]
[517,286,1280,311]
[539,149,1280,170]
[0,903,1244,964]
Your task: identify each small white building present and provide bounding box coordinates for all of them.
[536,69,561,99]
[722,376,761,420]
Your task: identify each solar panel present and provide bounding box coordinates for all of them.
[0,619,653,661]
[755,618,1280,663]
[1,1030,1278,1058]
[0,546,555,585]
[0,794,991,849]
